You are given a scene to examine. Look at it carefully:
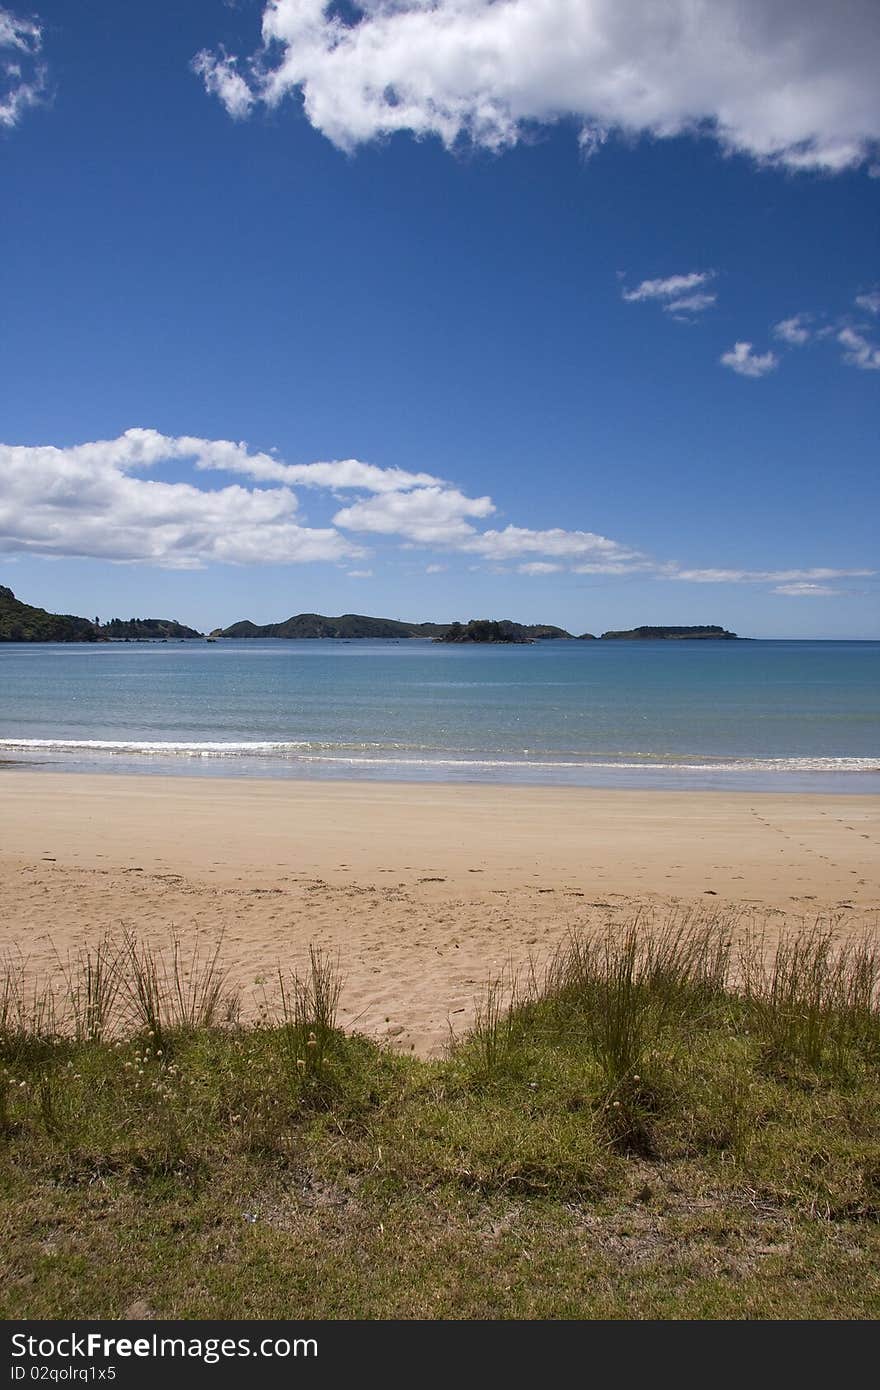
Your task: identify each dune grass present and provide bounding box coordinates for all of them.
[2,915,879,1320]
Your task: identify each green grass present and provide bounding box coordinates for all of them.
[2,918,879,1320]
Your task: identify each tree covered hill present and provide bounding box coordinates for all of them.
[0,586,101,642]
[100,617,203,640]
[435,619,572,643]
[600,625,739,640]
[0,587,203,642]
[2,585,739,646]
[212,613,449,639]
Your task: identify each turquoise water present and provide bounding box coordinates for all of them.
[0,639,878,792]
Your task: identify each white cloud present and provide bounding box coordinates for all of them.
[0,4,45,129]
[0,430,360,568]
[196,1,880,172]
[773,315,811,345]
[670,567,875,584]
[2,428,644,576]
[462,526,639,564]
[772,582,836,596]
[333,486,494,545]
[854,290,880,315]
[621,272,716,321]
[0,5,37,49]
[838,325,880,370]
[572,560,652,575]
[622,272,714,307]
[720,341,779,377]
[577,122,608,158]
[665,292,717,317]
[192,48,254,120]
[194,447,444,493]
[21,426,443,497]
[333,493,647,572]
[2,429,870,597]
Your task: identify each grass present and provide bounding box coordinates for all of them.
[1,916,879,1320]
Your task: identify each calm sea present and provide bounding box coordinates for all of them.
[0,639,878,793]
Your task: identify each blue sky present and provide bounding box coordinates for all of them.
[1,0,878,637]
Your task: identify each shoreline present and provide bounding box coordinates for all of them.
[2,770,878,1055]
[0,753,878,796]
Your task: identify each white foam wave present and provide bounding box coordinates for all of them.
[0,739,877,774]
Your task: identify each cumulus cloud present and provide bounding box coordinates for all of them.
[773,315,812,346]
[670,567,875,584]
[622,272,715,312]
[838,325,880,370]
[0,430,360,568]
[195,1,880,172]
[766,299,880,369]
[720,341,779,377]
[665,292,717,318]
[194,447,443,493]
[333,486,495,545]
[191,47,255,120]
[855,289,880,315]
[462,526,638,564]
[10,427,444,496]
[330,489,647,572]
[0,4,45,129]
[772,582,836,596]
[2,429,870,595]
[2,428,645,575]
[0,5,37,49]
[572,560,653,575]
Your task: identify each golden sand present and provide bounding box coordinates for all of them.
[2,771,878,1054]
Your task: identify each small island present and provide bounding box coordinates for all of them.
[2,585,742,646]
[100,617,203,640]
[600,625,739,641]
[211,613,447,640]
[435,619,572,644]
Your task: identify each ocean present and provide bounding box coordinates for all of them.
[0,638,878,793]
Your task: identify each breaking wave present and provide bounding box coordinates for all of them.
[0,739,877,775]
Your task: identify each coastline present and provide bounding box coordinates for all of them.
[2,770,878,1056]
[1,745,878,794]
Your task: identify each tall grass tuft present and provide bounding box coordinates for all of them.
[741,926,880,1074]
[120,931,238,1043]
[543,912,733,1090]
[835,935,880,1062]
[276,947,343,1082]
[121,933,165,1041]
[58,935,122,1043]
[0,953,60,1062]
[470,967,523,1075]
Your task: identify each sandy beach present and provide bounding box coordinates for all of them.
[1,770,878,1055]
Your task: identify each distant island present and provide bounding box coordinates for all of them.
[436,619,572,644]
[100,617,203,640]
[1,585,741,645]
[0,587,203,643]
[211,613,448,640]
[600,625,739,641]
